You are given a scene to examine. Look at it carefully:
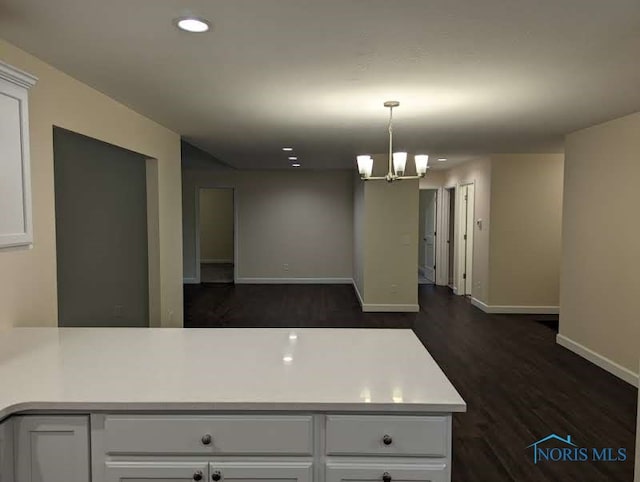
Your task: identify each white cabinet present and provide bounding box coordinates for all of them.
[14,415,90,482]
[208,462,313,482]
[0,419,13,482]
[0,61,37,248]
[326,463,447,482]
[105,461,209,482]
[325,416,448,457]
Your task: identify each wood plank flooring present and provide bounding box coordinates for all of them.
[184,283,637,482]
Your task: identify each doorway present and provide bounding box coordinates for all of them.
[442,187,456,288]
[197,187,235,283]
[457,183,475,295]
[418,189,437,284]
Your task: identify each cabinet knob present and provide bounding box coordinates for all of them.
[382,472,392,482]
[382,434,393,446]
[212,470,222,481]
[193,471,203,481]
[201,434,212,445]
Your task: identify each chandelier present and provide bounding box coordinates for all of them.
[356,101,429,182]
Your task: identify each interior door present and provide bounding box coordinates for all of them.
[326,463,447,482]
[105,462,208,482]
[463,184,474,295]
[423,191,437,282]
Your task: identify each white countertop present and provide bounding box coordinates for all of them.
[0,328,466,419]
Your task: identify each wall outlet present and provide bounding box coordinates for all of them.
[283,263,289,271]
[113,305,123,318]
[391,284,398,294]
[168,310,174,322]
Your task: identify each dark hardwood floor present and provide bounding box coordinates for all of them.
[184,283,637,482]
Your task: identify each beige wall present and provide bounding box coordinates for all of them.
[443,158,492,302]
[183,169,353,281]
[199,189,234,262]
[353,173,365,296]
[0,38,183,329]
[489,154,564,306]
[560,112,640,376]
[362,179,419,309]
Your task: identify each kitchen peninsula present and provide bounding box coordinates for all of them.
[0,328,465,482]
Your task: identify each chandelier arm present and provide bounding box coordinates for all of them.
[388,106,394,178]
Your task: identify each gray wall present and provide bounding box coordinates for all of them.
[54,128,149,327]
[182,169,353,282]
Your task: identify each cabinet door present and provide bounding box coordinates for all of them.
[105,462,209,482]
[0,61,36,248]
[326,463,447,482]
[0,419,14,482]
[208,462,313,482]
[14,415,90,482]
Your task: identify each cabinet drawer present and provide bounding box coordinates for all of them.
[326,463,447,482]
[104,415,313,455]
[325,416,448,457]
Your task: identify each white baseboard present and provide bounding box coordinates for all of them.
[183,277,198,284]
[351,280,419,312]
[235,277,352,284]
[362,304,420,312]
[201,258,233,264]
[556,334,639,387]
[471,297,560,314]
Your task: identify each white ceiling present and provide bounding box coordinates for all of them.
[1,0,639,170]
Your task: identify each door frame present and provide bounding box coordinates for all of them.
[454,181,475,296]
[418,188,439,283]
[194,186,238,284]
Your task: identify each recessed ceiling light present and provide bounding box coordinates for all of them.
[283,355,293,364]
[292,163,301,167]
[282,147,293,151]
[288,156,298,160]
[175,17,210,33]
[438,158,447,162]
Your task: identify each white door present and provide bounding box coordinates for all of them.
[105,462,208,482]
[14,416,90,482]
[208,462,313,482]
[326,463,447,482]
[463,184,474,295]
[424,191,437,282]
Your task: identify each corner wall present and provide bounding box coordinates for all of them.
[0,38,183,328]
[488,154,564,308]
[559,112,640,383]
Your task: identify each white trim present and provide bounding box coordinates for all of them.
[352,280,365,307]
[201,258,233,264]
[183,277,198,284]
[351,280,419,312]
[556,334,639,387]
[362,304,420,313]
[471,298,559,314]
[235,277,352,284]
[0,61,38,89]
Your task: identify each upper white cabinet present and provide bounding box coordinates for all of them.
[0,61,37,248]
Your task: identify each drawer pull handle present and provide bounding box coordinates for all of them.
[193,471,203,481]
[212,470,222,481]
[201,434,212,445]
[382,434,393,445]
[382,472,392,482]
